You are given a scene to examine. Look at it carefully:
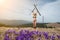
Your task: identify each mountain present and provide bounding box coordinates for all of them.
[0,20,31,26]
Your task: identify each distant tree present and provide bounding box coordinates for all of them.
[0,23,6,27]
[56,22,60,24]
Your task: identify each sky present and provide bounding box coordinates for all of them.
[0,0,60,23]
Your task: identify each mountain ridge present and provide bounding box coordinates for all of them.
[0,20,31,26]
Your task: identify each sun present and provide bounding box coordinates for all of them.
[0,0,5,5]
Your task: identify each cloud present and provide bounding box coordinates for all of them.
[41,0,57,2]
[37,0,58,7]
[40,0,60,22]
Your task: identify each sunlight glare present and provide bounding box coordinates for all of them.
[0,0,5,5]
